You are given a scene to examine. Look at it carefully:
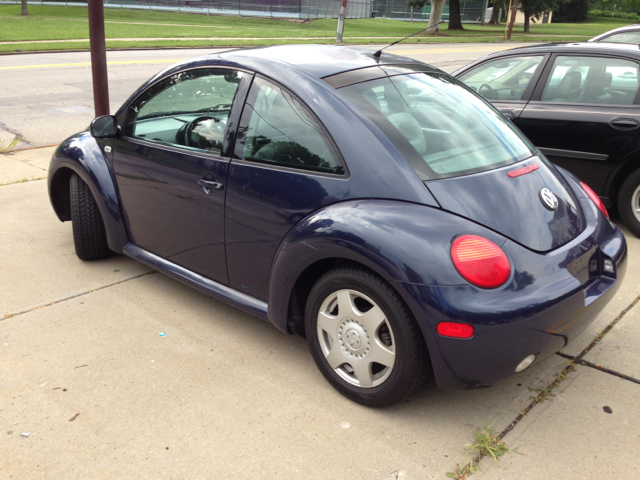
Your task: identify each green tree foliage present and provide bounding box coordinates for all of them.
[406,0,426,21]
[406,0,426,8]
[520,0,562,32]
[553,0,588,22]
[596,0,640,12]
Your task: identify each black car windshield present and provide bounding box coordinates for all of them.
[338,72,535,181]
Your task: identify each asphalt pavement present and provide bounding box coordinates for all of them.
[1,45,639,479]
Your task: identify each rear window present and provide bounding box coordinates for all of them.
[337,72,535,181]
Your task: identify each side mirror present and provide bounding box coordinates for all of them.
[90,115,118,138]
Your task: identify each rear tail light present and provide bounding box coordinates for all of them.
[580,181,609,219]
[437,322,474,339]
[451,235,511,288]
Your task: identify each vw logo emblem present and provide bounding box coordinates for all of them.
[539,188,559,211]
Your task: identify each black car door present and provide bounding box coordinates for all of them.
[112,68,251,285]
[456,53,548,121]
[517,53,640,202]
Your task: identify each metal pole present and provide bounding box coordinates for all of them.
[505,0,516,40]
[88,0,110,117]
[336,0,347,43]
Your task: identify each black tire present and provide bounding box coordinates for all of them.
[617,169,640,237]
[70,173,109,261]
[305,266,430,407]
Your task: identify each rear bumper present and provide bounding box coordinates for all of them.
[397,217,627,390]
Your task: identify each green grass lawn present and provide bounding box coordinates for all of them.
[0,5,635,53]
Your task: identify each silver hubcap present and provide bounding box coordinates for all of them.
[317,289,395,388]
[632,185,640,223]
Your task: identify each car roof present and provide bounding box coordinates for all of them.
[450,41,640,78]
[491,41,640,57]
[219,44,429,78]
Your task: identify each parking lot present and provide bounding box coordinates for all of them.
[1,45,639,479]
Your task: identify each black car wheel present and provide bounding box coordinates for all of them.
[618,169,640,237]
[305,266,429,407]
[70,173,109,260]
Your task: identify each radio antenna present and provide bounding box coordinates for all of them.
[372,20,445,58]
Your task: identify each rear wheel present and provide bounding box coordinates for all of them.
[70,173,109,260]
[618,169,640,237]
[305,266,429,407]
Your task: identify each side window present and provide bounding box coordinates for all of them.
[234,77,344,175]
[541,56,639,105]
[126,68,244,155]
[457,56,544,101]
[599,31,640,44]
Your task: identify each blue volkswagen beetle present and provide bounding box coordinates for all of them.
[48,45,627,407]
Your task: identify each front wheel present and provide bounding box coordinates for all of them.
[617,169,640,237]
[305,266,429,407]
[70,173,109,261]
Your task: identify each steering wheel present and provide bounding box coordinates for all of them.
[478,83,496,100]
[185,116,224,150]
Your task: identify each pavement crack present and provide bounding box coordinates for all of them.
[0,176,47,186]
[2,270,156,321]
[497,293,640,442]
[557,353,640,385]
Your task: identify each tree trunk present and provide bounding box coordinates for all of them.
[488,4,501,24]
[411,6,413,21]
[448,0,464,30]
[524,13,530,32]
[426,0,446,34]
[21,0,28,15]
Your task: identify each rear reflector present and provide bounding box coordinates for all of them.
[507,162,540,178]
[437,322,474,339]
[451,235,511,288]
[581,181,609,219]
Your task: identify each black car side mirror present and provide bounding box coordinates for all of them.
[90,115,118,138]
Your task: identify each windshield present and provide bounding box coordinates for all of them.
[338,72,535,181]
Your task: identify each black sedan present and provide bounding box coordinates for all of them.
[453,42,640,236]
[48,46,626,407]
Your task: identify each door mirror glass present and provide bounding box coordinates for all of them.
[91,115,118,138]
[457,56,544,101]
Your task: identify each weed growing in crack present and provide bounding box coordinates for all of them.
[467,423,510,463]
[446,423,514,478]
[446,459,478,479]
[0,135,21,154]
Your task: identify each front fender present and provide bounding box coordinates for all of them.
[48,132,128,253]
[267,199,507,333]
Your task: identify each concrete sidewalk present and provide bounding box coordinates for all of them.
[1,146,639,479]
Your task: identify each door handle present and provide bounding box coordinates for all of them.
[610,118,640,131]
[198,178,223,194]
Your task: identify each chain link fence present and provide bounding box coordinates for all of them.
[372,0,487,23]
[1,0,372,19]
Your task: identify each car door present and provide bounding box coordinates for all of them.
[112,67,251,285]
[456,53,548,121]
[225,76,349,301]
[517,54,640,201]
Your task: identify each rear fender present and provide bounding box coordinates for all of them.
[267,199,506,333]
[48,132,128,253]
